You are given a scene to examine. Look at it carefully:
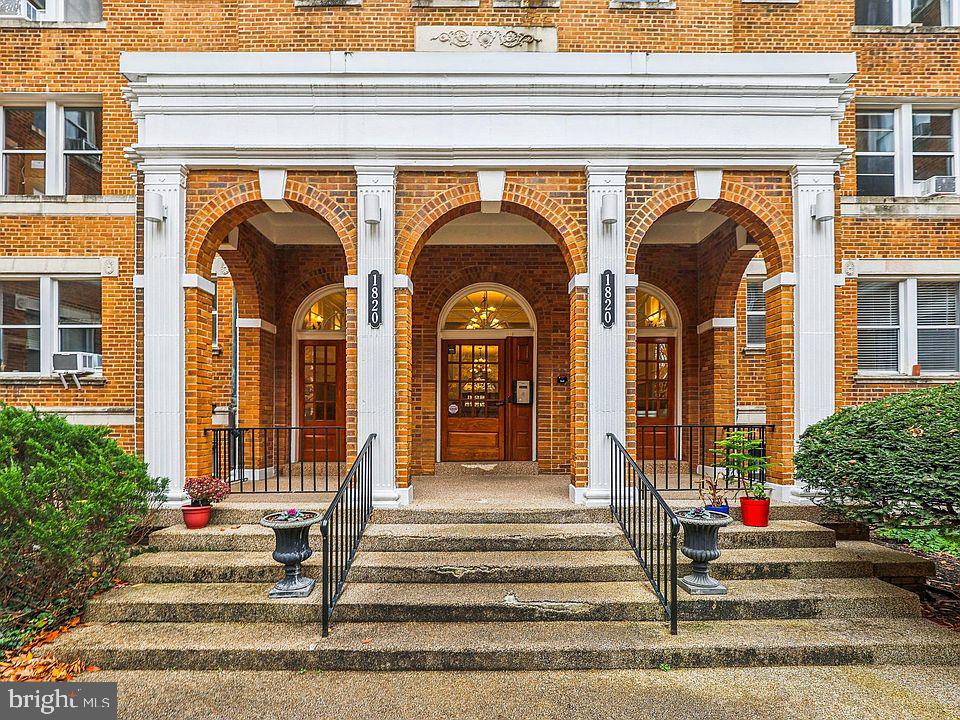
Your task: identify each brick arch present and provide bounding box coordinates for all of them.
[625,177,791,275]
[396,181,587,277]
[184,179,357,276]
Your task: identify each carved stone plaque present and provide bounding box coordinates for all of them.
[415,26,558,53]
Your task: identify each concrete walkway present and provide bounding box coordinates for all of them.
[82,666,960,720]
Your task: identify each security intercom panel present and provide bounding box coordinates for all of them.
[514,379,532,405]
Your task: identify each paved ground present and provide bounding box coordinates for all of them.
[81,666,960,720]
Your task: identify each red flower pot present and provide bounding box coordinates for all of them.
[739,497,770,527]
[182,504,212,530]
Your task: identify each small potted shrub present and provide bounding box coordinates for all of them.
[713,430,772,526]
[740,481,772,527]
[182,475,230,529]
[699,475,730,515]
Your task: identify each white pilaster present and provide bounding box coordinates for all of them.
[142,165,189,501]
[791,166,838,441]
[356,167,406,506]
[583,166,628,506]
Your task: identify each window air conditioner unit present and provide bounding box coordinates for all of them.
[53,352,102,375]
[0,1,40,20]
[919,176,957,197]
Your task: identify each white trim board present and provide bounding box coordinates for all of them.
[844,258,960,277]
[0,257,119,277]
[236,317,278,334]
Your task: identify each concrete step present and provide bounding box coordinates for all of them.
[154,501,332,529]
[51,617,960,671]
[86,578,921,624]
[148,519,836,553]
[373,507,611,525]
[120,542,930,585]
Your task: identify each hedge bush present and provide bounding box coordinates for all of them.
[0,405,166,650]
[794,383,960,531]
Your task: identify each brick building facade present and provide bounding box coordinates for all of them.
[1,1,957,506]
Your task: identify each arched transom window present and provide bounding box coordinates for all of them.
[637,290,675,329]
[301,289,346,332]
[443,288,532,331]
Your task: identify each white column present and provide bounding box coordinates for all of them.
[791,166,838,441]
[578,166,628,506]
[142,165,189,501]
[355,166,408,506]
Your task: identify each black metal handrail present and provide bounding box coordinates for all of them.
[608,433,680,635]
[206,425,347,493]
[636,423,773,492]
[320,433,375,637]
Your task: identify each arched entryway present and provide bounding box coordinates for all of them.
[635,284,682,460]
[292,285,347,461]
[436,283,537,463]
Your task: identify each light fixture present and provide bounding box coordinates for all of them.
[144,191,166,224]
[600,193,618,226]
[812,191,835,223]
[363,193,381,226]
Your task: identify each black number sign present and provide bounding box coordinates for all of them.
[368,270,382,329]
[600,270,615,329]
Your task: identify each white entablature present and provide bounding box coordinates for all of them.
[120,51,856,170]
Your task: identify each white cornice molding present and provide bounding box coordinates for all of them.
[121,51,855,170]
[0,196,136,217]
[395,274,414,294]
[845,258,960,278]
[568,273,589,293]
[0,257,119,276]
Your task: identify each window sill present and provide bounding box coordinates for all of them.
[0,374,107,387]
[0,195,136,217]
[294,0,361,6]
[742,0,797,4]
[0,19,106,29]
[851,24,960,34]
[742,346,766,356]
[609,0,675,8]
[840,195,960,218]
[853,373,960,384]
[411,0,479,6]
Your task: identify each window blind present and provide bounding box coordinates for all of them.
[745,281,766,347]
[917,281,959,372]
[857,281,900,371]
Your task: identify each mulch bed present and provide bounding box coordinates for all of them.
[873,534,960,633]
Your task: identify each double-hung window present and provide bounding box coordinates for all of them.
[857,279,960,375]
[0,1,103,22]
[855,0,960,26]
[0,276,102,375]
[855,105,960,197]
[1,102,102,196]
[745,280,766,348]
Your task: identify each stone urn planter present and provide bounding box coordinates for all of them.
[260,509,322,598]
[677,508,733,595]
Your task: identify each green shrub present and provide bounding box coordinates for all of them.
[0,405,166,650]
[794,383,960,531]
[876,527,960,557]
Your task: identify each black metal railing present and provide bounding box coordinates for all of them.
[207,425,347,493]
[609,433,680,635]
[636,424,772,492]
[320,433,375,637]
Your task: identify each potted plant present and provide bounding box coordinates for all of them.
[677,507,733,595]
[182,475,230,529]
[740,480,772,528]
[712,429,772,526]
[699,475,729,515]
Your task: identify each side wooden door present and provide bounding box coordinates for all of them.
[636,336,676,460]
[505,336,534,461]
[298,339,346,461]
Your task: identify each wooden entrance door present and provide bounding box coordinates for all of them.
[440,338,535,462]
[298,339,346,461]
[636,337,676,460]
[441,340,506,461]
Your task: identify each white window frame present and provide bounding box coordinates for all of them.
[0,274,102,377]
[857,277,960,377]
[744,278,766,349]
[861,0,960,26]
[0,100,101,197]
[856,104,960,198]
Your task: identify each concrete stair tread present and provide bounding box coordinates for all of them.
[52,617,960,670]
